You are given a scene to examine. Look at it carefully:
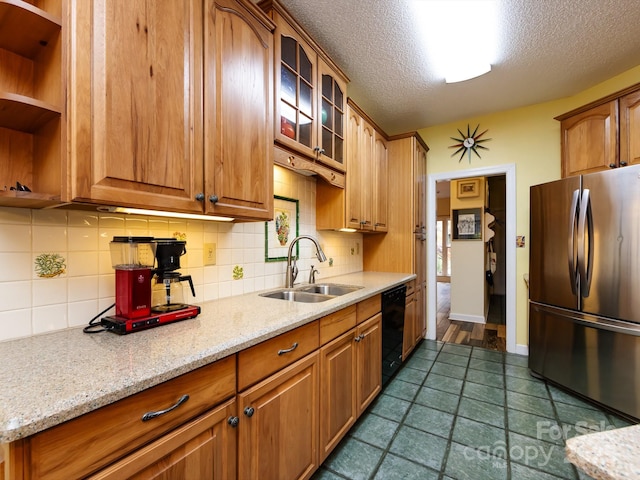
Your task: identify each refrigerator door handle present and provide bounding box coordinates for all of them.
[567,188,580,295]
[577,188,594,297]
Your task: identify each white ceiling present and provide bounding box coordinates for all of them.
[275,0,640,135]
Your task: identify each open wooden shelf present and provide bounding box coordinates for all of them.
[0,0,61,59]
[0,189,61,208]
[0,92,61,133]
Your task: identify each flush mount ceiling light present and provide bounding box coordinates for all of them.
[410,0,498,83]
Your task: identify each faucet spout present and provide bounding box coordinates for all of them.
[286,235,326,288]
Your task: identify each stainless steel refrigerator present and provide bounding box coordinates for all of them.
[529,165,640,421]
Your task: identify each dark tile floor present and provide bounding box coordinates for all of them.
[312,340,634,480]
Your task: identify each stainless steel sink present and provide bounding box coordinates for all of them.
[296,283,364,296]
[259,289,334,303]
[259,283,364,302]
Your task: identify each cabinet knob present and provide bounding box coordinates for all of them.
[244,406,255,417]
[195,193,204,201]
[609,164,617,168]
[209,195,219,204]
[621,161,628,166]
[227,416,239,427]
[354,334,364,342]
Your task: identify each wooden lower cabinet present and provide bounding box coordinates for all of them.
[356,313,382,416]
[89,398,237,480]
[237,352,319,480]
[320,329,357,461]
[403,291,418,360]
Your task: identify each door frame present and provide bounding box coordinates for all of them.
[426,164,517,353]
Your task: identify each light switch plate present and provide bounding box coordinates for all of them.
[204,243,217,265]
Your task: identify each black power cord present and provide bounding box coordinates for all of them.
[83,303,116,334]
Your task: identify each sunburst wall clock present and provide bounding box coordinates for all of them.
[449,124,491,163]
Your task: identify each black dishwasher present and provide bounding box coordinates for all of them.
[381,284,407,386]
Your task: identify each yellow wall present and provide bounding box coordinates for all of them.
[418,64,640,347]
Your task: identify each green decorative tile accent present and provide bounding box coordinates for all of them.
[34,253,66,278]
[232,265,243,280]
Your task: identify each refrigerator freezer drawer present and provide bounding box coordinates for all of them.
[529,302,640,421]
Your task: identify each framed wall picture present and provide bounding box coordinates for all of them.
[457,178,480,198]
[265,195,299,262]
[452,208,482,240]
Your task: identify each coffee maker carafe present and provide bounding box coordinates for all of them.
[109,236,157,319]
[151,238,195,312]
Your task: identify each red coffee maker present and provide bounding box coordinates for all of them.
[102,236,201,334]
[110,236,156,319]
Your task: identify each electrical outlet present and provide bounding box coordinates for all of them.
[204,243,217,265]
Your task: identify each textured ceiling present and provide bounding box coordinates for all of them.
[275,0,640,135]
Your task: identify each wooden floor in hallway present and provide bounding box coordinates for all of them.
[436,282,506,351]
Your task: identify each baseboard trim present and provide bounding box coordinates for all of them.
[448,312,486,324]
[515,343,529,356]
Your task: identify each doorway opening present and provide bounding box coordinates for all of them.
[434,176,506,350]
[426,164,517,353]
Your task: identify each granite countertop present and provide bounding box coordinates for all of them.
[566,424,640,479]
[0,271,413,444]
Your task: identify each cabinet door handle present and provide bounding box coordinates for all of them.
[354,334,364,342]
[228,416,239,427]
[277,342,298,355]
[244,406,255,417]
[141,394,189,422]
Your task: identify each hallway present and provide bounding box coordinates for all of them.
[436,282,506,351]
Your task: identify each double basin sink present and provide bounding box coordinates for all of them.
[259,283,364,303]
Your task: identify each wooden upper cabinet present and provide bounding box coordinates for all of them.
[68,0,274,221]
[69,0,204,212]
[557,83,640,178]
[343,103,387,232]
[619,89,640,168]
[373,132,389,232]
[204,0,274,220]
[259,0,348,173]
[559,101,618,178]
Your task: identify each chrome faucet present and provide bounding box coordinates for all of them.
[308,265,319,284]
[286,235,327,288]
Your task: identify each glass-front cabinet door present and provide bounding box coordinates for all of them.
[272,16,347,173]
[274,20,318,157]
[318,58,346,171]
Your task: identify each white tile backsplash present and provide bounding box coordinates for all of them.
[0,167,363,341]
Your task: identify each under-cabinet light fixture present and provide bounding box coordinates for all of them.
[338,228,358,233]
[99,206,234,222]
